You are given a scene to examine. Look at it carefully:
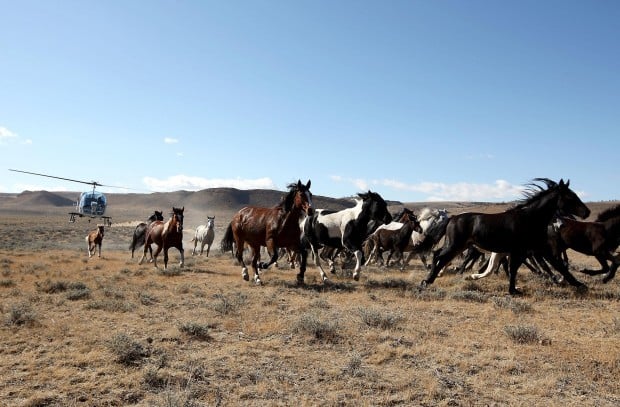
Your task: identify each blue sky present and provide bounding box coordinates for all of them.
[1,1,618,202]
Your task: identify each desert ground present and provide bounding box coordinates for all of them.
[0,194,619,406]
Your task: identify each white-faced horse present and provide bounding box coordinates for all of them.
[191,216,215,256]
[300,191,392,283]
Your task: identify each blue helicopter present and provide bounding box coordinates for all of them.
[8,169,126,226]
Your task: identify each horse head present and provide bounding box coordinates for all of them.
[556,179,590,219]
[149,210,164,223]
[171,206,184,233]
[98,225,105,237]
[284,179,313,216]
[358,191,392,225]
[206,216,215,229]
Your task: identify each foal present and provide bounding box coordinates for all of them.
[86,225,105,258]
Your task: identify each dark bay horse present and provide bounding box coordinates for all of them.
[129,210,164,258]
[220,180,313,285]
[364,210,423,270]
[422,179,590,295]
[301,191,392,282]
[138,207,185,270]
[551,204,620,282]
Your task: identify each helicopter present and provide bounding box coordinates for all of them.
[8,169,132,226]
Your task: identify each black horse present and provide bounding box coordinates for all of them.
[129,210,164,258]
[421,179,590,295]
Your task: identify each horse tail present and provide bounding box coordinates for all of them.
[220,222,234,253]
[129,224,146,251]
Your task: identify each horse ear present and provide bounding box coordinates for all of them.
[306,180,311,189]
[559,179,565,187]
[565,179,570,187]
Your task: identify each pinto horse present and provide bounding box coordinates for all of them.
[550,204,620,283]
[220,180,313,285]
[422,179,590,295]
[138,207,185,270]
[129,210,164,258]
[86,225,105,258]
[301,190,392,282]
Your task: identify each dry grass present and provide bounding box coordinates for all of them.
[0,213,619,406]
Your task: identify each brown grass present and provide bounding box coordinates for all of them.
[0,212,619,406]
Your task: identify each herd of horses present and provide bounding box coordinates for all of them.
[113,177,619,296]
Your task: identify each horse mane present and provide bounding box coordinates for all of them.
[596,204,620,222]
[391,207,413,221]
[418,207,441,222]
[278,182,310,212]
[511,178,560,210]
[357,190,382,202]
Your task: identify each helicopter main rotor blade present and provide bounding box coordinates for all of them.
[9,169,149,191]
[9,169,102,186]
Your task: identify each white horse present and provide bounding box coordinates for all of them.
[191,216,215,256]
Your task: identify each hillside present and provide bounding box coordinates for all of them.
[0,189,616,228]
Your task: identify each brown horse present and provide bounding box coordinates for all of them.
[138,207,185,270]
[220,180,313,285]
[365,212,423,270]
[86,225,105,258]
[551,204,620,282]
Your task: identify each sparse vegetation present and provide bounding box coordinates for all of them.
[504,325,545,344]
[108,333,148,365]
[179,322,212,340]
[0,204,619,405]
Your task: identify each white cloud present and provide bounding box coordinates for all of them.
[142,175,277,192]
[0,127,18,144]
[331,175,526,202]
[164,137,179,144]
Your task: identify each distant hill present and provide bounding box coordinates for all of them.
[0,190,75,208]
[0,189,616,227]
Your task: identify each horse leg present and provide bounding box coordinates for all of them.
[508,254,525,295]
[151,244,163,268]
[311,244,329,283]
[232,239,249,281]
[296,249,308,285]
[97,242,102,258]
[250,245,262,285]
[545,252,586,290]
[603,255,619,283]
[258,240,279,271]
[580,253,610,276]
[352,249,363,281]
[421,245,462,287]
[467,252,504,281]
[200,241,206,255]
[205,243,211,257]
[191,239,197,256]
[163,246,169,270]
[178,243,185,268]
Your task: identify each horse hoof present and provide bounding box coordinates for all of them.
[420,280,428,288]
[296,276,305,286]
[254,277,262,286]
[509,288,523,296]
[576,284,589,293]
[353,273,360,281]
